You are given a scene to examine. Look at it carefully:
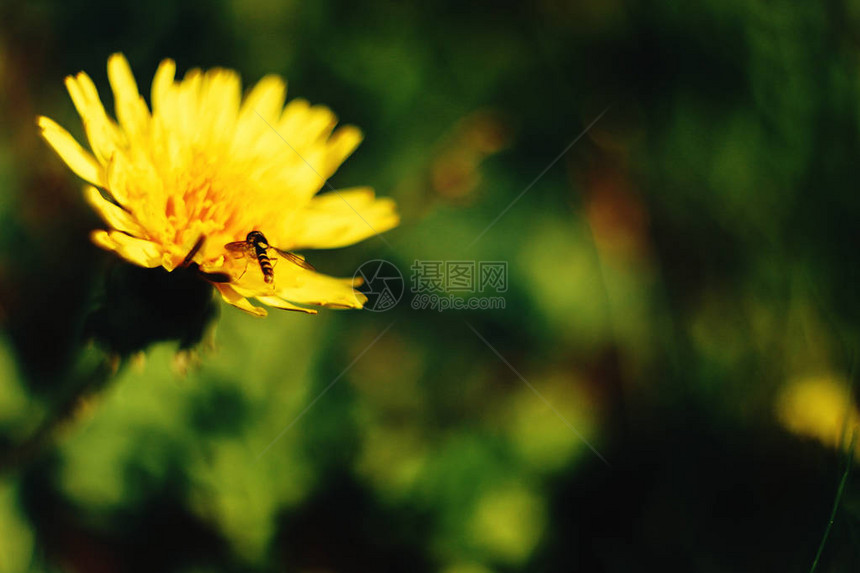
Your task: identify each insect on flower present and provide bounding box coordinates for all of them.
[37,54,399,316]
[225,230,315,283]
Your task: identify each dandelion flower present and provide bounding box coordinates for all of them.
[38,54,398,316]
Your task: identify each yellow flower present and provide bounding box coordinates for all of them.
[776,375,859,450]
[38,54,398,316]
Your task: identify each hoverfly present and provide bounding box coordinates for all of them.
[224,230,314,283]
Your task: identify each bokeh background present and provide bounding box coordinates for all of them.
[2,1,860,571]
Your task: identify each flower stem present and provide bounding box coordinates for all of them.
[809,431,856,573]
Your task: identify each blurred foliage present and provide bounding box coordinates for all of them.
[2,0,860,571]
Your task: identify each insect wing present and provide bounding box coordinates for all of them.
[273,248,316,271]
[224,241,253,258]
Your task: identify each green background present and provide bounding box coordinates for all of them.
[2,0,860,571]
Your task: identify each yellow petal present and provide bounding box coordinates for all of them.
[199,68,240,142]
[323,125,363,173]
[277,101,337,150]
[91,230,162,268]
[64,71,101,117]
[285,187,399,249]
[239,75,286,125]
[37,116,105,187]
[174,68,204,140]
[83,185,144,236]
[151,58,176,112]
[107,53,149,139]
[234,75,287,151]
[275,271,367,308]
[255,295,318,314]
[227,259,365,309]
[65,72,125,163]
[213,283,268,317]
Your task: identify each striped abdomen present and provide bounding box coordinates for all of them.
[247,231,274,283]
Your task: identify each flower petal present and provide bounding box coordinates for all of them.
[277,100,337,150]
[151,58,176,112]
[91,230,162,268]
[213,283,268,317]
[64,71,100,116]
[275,271,367,309]
[323,125,363,173]
[84,185,145,236]
[227,259,366,309]
[238,75,286,128]
[199,68,240,144]
[107,53,150,139]
[65,72,124,163]
[255,295,318,314]
[284,187,399,249]
[37,116,106,187]
[177,68,204,141]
